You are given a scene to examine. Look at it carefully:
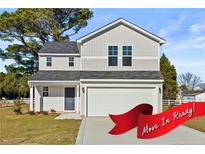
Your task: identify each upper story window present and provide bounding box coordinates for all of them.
[46,56,52,66]
[69,57,74,67]
[108,46,118,66]
[122,46,132,66]
[43,87,49,97]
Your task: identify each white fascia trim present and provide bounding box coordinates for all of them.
[28,80,79,82]
[80,79,164,83]
[28,80,80,86]
[39,53,80,56]
[77,18,166,44]
[81,56,159,59]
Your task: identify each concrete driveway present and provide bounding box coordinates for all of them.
[76,117,205,145]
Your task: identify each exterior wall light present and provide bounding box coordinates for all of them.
[82,87,85,93]
[159,87,161,94]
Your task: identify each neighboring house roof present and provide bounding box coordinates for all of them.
[183,92,205,96]
[182,93,199,97]
[30,71,163,81]
[196,92,205,96]
[77,18,166,45]
[38,41,79,54]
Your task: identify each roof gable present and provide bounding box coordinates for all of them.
[77,18,166,45]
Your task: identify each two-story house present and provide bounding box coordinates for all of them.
[28,18,165,116]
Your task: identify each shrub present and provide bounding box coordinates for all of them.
[28,111,35,115]
[168,103,175,110]
[42,111,48,115]
[36,111,48,115]
[50,109,56,113]
[13,99,22,115]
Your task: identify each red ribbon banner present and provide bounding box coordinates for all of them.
[109,102,205,139]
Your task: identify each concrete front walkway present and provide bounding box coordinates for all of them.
[55,113,82,120]
[76,117,205,145]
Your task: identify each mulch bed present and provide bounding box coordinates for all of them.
[0,103,14,108]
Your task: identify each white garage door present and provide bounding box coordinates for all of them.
[87,87,157,116]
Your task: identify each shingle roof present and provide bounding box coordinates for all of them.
[39,41,79,54]
[30,71,163,81]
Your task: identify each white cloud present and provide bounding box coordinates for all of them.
[164,35,205,53]
[189,21,205,33]
[161,34,205,81]
[162,45,205,81]
[158,15,186,37]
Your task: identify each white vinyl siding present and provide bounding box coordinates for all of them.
[81,24,160,71]
[39,56,80,70]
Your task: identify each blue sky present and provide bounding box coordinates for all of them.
[0,8,205,81]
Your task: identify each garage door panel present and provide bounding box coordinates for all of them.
[87,87,156,116]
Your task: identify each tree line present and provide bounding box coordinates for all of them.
[0,72,30,99]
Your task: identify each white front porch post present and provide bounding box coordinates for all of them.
[29,86,34,111]
[76,85,80,113]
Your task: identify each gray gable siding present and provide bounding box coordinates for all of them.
[80,24,160,71]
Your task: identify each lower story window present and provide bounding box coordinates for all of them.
[43,87,49,97]
[69,57,74,66]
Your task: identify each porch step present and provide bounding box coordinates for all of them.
[55,113,82,120]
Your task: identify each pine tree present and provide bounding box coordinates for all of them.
[160,53,178,99]
[0,9,93,99]
[0,9,93,74]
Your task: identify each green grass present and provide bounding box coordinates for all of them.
[163,105,205,133]
[0,104,81,145]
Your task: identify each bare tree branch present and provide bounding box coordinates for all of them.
[178,72,203,90]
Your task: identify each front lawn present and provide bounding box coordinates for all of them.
[163,105,205,133]
[0,104,81,144]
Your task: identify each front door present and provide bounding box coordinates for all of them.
[65,87,75,111]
